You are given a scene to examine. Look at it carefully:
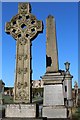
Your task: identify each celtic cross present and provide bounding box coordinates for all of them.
[5,3,43,103]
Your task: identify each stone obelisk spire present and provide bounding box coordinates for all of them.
[42,15,73,119]
[46,15,59,72]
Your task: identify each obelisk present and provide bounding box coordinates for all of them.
[46,15,59,72]
[42,15,68,118]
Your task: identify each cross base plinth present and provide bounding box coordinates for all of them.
[5,104,39,118]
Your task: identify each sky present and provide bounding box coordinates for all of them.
[2,2,78,87]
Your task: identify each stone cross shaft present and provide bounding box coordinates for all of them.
[5,3,43,103]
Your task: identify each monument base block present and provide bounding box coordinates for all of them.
[2,118,47,120]
[42,106,67,118]
[42,72,68,118]
[5,104,39,118]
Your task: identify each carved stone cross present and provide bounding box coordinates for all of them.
[5,3,43,103]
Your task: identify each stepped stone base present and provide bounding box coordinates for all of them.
[5,104,39,118]
[2,118,47,120]
[42,72,68,119]
[42,106,67,118]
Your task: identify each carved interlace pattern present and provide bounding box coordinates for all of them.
[5,3,43,103]
[5,3,42,44]
[16,82,29,101]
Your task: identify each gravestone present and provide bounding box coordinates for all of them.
[5,2,43,118]
[42,15,73,118]
[5,2,42,104]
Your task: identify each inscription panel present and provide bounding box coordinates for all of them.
[44,84,64,106]
[5,104,37,118]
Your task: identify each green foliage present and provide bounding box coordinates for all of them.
[3,95,14,104]
[72,107,80,119]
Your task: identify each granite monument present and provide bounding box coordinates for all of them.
[42,15,73,118]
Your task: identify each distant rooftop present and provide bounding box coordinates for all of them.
[0,80,5,85]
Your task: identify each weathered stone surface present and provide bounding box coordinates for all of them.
[42,71,65,85]
[42,72,67,118]
[44,84,64,106]
[5,3,43,103]
[5,104,39,118]
[2,118,47,120]
[46,15,59,72]
[42,106,67,118]
[42,15,68,118]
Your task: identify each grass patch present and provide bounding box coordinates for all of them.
[72,107,80,119]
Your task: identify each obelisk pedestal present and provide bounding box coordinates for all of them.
[42,72,68,118]
[42,15,73,118]
[5,3,43,118]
